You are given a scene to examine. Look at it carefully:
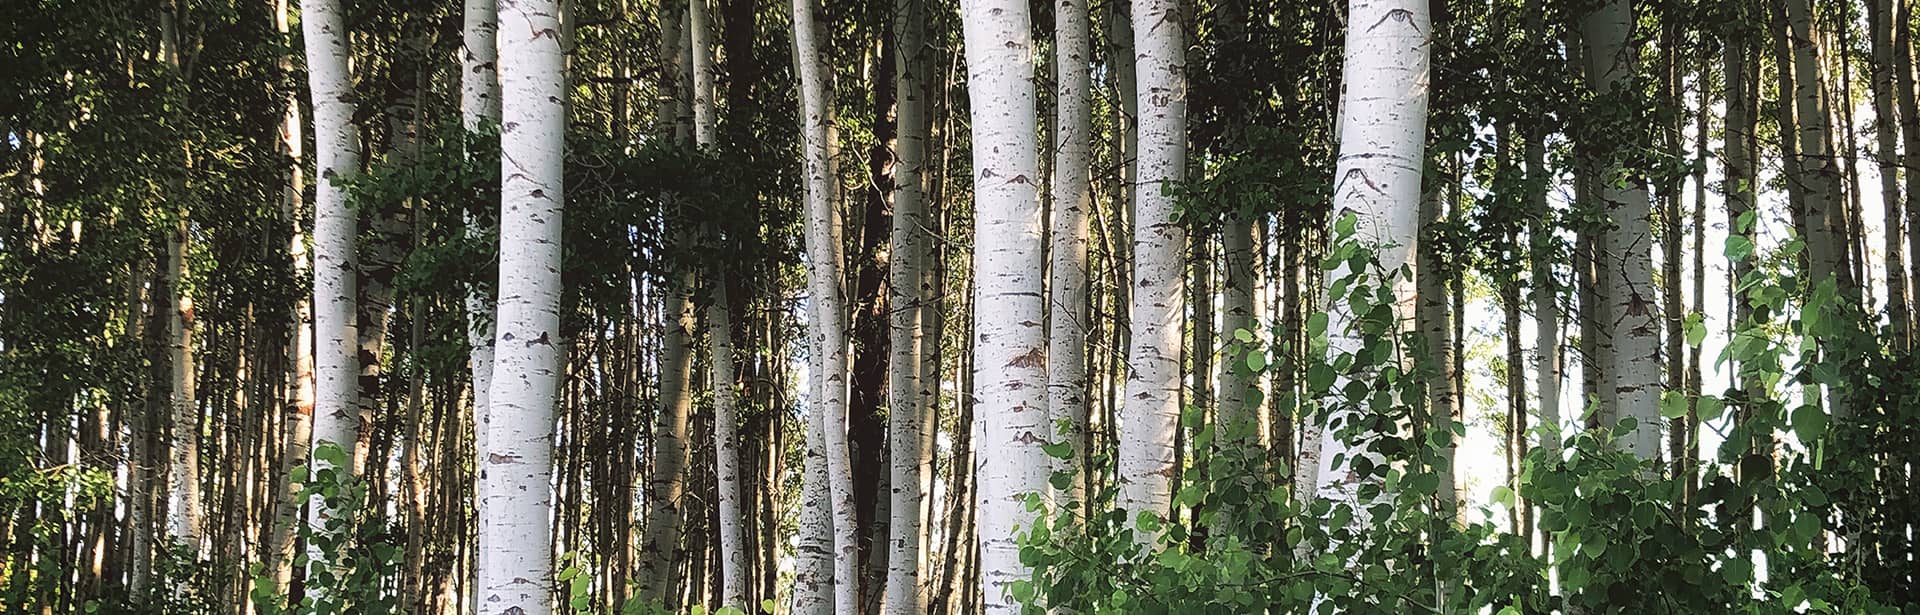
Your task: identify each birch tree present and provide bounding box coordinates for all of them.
[1313,0,1430,507]
[1581,0,1661,460]
[1118,0,1188,527]
[476,0,567,611]
[634,0,698,600]
[1047,0,1094,509]
[959,0,1050,608]
[300,0,361,565]
[460,0,500,476]
[160,9,200,550]
[686,0,747,605]
[883,0,936,608]
[1870,0,1910,344]
[793,0,861,610]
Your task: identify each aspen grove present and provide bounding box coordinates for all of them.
[8,0,1920,613]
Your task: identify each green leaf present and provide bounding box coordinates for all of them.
[1684,313,1706,347]
[1040,441,1074,460]
[1307,312,1329,337]
[1246,350,1268,372]
[1234,327,1254,343]
[1791,405,1828,444]
[1491,485,1515,509]
[1011,579,1035,603]
[1725,235,1754,262]
[1659,391,1688,419]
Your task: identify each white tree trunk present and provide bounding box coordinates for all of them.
[1581,0,1661,460]
[792,385,836,615]
[1783,0,1847,293]
[1220,217,1255,438]
[793,0,861,611]
[1118,0,1188,527]
[460,0,500,490]
[1313,0,1430,510]
[1048,0,1094,510]
[268,0,313,589]
[683,0,745,605]
[157,12,203,554]
[960,0,1049,610]
[883,0,934,608]
[689,0,716,147]
[635,287,694,601]
[164,208,199,549]
[477,0,567,612]
[300,0,361,584]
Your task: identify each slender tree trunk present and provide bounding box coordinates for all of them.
[460,0,501,529]
[159,8,201,555]
[635,0,697,602]
[1875,0,1912,345]
[1048,0,1094,510]
[266,0,313,595]
[1785,0,1850,295]
[1117,0,1189,528]
[883,0,934,608]
[1417,175,1456,515]
[476,0,567,611]
[793,0,861,610]
[300,0,361,583]
[792,390,836,615]
[1581,0,1661,460]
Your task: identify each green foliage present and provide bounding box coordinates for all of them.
[251,444,402,615]
[1016,213,1919,613]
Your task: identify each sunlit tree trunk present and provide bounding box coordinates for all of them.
[635,0,697,602]
[883,0,934,608]
[158,7,202,555]
[267,0,313,594]
[1117,0,1188,528]
[1313,0,1430,509]
[476,0,567,611]
[793,0,861,610]
[959,0,1049,608]
[1047,0,1093,509]
[300,0,361,580]
[792,393,836,615]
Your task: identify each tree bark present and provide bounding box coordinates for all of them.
[793,0,861,610]
[1313,0,1430,512]
[476,0,567,611]
[1118,0,1189,528]
[1877,0,1913,345]
[959,0,1050,608]
[883,0,935,607]
[299,0,361,582]
[267,0,314,594]
[1048,0,1095,511]
[1581,0,1661,460]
